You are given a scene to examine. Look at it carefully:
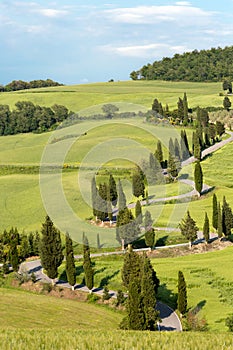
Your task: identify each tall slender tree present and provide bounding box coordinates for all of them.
[65,232,76,290]
[83,234,94,291]
[91,177,98,218]
[177,271,187,315]
[118,179,127,211]
[217,202,223,238]
[203,212,210,243]
[212,194,218,231]
[194,161,203,196]
[155,140,163,166]
[222,196,233,237]
[132,171,145,198]
[179,211,198,248]
[135,200,142,224]
[40,215,64,283]
[109,174,118,206]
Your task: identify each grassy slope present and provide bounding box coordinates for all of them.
[0,287,122,329]
[0,80,225,112]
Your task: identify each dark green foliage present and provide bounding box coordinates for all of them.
[144,210,153,231]
[116,289,126,306]
[33,231,40,256]
[222,196,233,237]
[217,202,223,238]
[216,121,225,137]
[83,234,94,290]
[107,188,113,222]
[116,208,140,246]
[102,285,111,301]
[127,279,145,330]
[193,132,201,160]
[97,233,101,249]
[121,245,141,289]
[141,254,159,330]
[177,271,187,315]
[168,138,175,156]
[226,314,233,332]
[132,171,145,198]
[9,243,19,272]
[145,228,155,249]
[19,235,30,260]
[152,98,160,113]
[155,140,163,164]
[96,183,108,221]
[102,104,119,119]
[135,200,142,224]
[65,233,76,288]
[174,138,181,160]
[203,212,210,243]
[40,215,64,280]
[223,96,231,111]
[167,153,179,178]
[179,211,198,247]
[212,194,218,230]
[180,130,190,160]
[3,78,62,91]
[117,180,127,211]
[194,161,203,195]
[131,46,233,82]
[31,272,37,283]
[91,177,98,217]
[109,174,118,205]
[141,154,163,185]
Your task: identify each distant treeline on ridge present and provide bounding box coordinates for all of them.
[130,46,233,82]
[0,79,63,92]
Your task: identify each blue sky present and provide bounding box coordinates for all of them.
[0,0,233,85]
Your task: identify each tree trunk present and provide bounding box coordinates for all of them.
[189,241,192,250]
[121,238,125,251]
[71,285,75,291]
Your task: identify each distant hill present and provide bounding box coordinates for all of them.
[130,46,233,82]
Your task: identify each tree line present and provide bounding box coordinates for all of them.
[0,101,71,135]
[130,45,233,82]
[0,79,63,92]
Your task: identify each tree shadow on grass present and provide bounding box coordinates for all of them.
[98,270,120,289]
[156,235,169,247]
[191,300,206,314]
[157,283,178,310]
[59,265,84,283]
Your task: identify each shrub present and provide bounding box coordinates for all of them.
[42,283,53,293]
[226,314,233,332]
[116,289,126,306]
[31,272,37,283]
[102,286,111,301]
[184,310,208,331]
[87,292,100,303]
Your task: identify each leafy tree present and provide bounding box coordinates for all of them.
[212,194,218,231]
[102,104,119,119]
[216,121,225,137]
[203,212,210,243]
[65,233,76,290]
[177,271,187,315]
[145,228,155,249]
[152,98,160,113]
[223,79,229,91]
[109,174,117,205]
[9,243,19,272]
[117,180,127,211]
[194,161,203,196]
[179,211,198,248]
[223,96,231,111]
[83,234,94,291]
[135,200,142,224]
[40,216,64,283]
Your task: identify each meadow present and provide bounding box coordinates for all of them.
[0,80,225,112]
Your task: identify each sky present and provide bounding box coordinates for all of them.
[1,0,233,85]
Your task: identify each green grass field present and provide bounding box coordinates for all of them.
[0,80,225,112]
[0,329,233,350]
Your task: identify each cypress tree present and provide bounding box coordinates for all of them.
[107,187,113,223]
[144,210,153,231]
[33,231,40,256]
[9,242,19,271]
[141,254,159,330]
[91,177,98,218]
[132,171,145,198]
[169,137,175,157]
[203,212,210,243]
[40,215,64,283]
[116,208,139,248]
[168,153,179,178]
[155,140,163,165]
[179,211,198,249]
[212,194,218,231]
[65,232,76,290]
[28,232,34,256]
[193,133,201,160]
[109,174,117,206]
[177,97,184,122]
[118,179,127,211]
[152,98,160,113]
[180,130,190,160]
[145,228,155,249]
[222,196,233,237]
[174,138,181,160]
[194,161,203,196]
[217,202,223,238]
[177,271,187,315]
[97,233,101,249]
[135,200,142,224]
[127,278,145,330]
[83,234,94,291]
[121,244,141,289]
[20,235,30,260]
[96,183,108,222]
[183,92,188,125]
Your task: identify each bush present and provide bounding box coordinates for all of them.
[116,289,126,306]
[14,271,31,285]
[226,314,233,332]
[42,283,53,293]
[184,310,208,331]
[102,286,111,301]
[87,292,100,303]
[31,272,37,283]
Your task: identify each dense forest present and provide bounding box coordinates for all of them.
[0,79,63,92]
[0,101,71,135]
[130,46,233,82]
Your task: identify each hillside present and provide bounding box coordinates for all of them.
[131,46,233,82]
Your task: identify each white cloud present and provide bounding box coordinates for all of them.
[105,4,213,25]
[175,1,191,6]
[33,8,69,18]
[101,43,190,58]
